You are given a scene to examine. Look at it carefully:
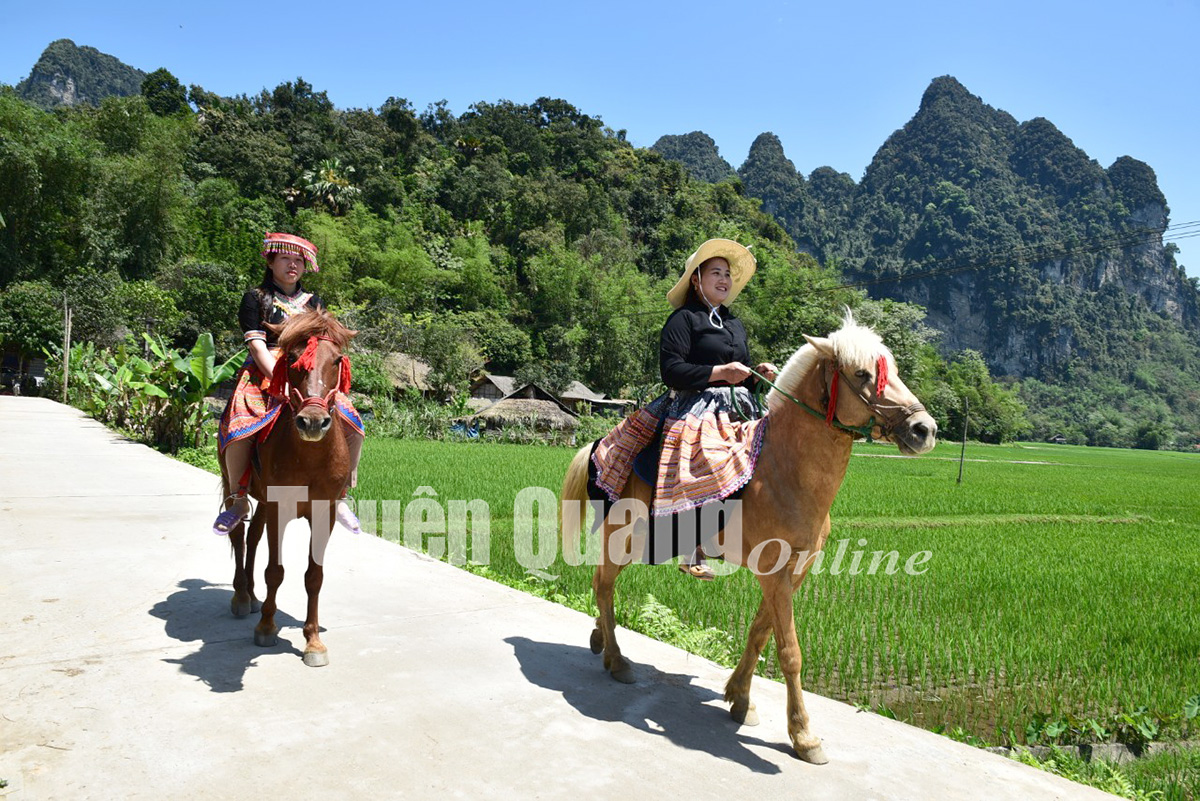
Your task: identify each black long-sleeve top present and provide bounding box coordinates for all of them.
[659,299,752,390]
[238,281,323,346]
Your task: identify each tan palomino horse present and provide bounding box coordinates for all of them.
[561,314,938,763]
[221,309,356,667]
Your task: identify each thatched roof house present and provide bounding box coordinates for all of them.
[383,352,433,395]
[470,374,516,402]
[559,380,633,415]
[464,396,495,413]
[472,383,579,431]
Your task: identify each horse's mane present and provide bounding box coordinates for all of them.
[768,311,894,412]
[273,309,355,354]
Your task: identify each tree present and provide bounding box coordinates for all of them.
[141,68,189,116]
[942,350,1031,443]
[416,320,485,401]
[0,280,63,366]
[155,261,244,350]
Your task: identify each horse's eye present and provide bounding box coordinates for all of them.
[855,369,869,379]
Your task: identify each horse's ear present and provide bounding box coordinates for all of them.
[345,328,358,340]
[804,334,834,357]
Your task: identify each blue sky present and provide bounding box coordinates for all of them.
[5,0,1199,275]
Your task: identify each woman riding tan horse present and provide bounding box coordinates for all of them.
[221,308,358,667]
[561,312,937,763]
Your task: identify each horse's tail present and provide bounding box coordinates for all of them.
[560,443,593,553]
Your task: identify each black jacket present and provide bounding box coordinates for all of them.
[659,300,752,390]
[238,281,323,346]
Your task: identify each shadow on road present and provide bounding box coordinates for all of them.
[149,578,306,693]
[506,635,791,774]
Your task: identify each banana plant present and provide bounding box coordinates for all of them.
[145,333,244,447]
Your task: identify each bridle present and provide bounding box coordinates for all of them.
[267,335,352,414]
[743,355,926,442]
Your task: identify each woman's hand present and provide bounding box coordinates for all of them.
[755,362,780,382]
[712,362,753,384]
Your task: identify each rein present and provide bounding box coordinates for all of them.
[741,366,878,441]
[740,356,922,442]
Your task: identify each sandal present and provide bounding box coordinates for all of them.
[678,562,715,581]
[213,494,251,536]
[336,495,362,536]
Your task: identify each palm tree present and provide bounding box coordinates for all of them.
[301,158,361,215]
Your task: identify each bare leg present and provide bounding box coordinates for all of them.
[215,438,252,532]
[345,429,363,488]
[336,429,365,533]
[224,438,252,495]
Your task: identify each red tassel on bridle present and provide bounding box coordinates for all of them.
[876,355,889,396]
[293,336,321,371]
[267,335,345,401]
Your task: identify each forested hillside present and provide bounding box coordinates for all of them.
[0,53,869,410]
[655,77,1200,448]
[1,42,1193,448]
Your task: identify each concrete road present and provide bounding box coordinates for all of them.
[0,396,1113,799]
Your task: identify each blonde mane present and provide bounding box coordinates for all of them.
[768,311,895,412]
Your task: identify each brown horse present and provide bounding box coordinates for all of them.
[220,309,356,667]
[561,314,937,763]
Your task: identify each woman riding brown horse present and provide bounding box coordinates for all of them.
[562,312,937,763]
[222,308,357,667]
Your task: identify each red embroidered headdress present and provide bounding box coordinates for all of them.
[262,232,320,272]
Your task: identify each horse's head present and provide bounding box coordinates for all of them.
[773,312,937,455]
[267,310,357,442]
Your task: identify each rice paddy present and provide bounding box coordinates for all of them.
[356,437,1200,746]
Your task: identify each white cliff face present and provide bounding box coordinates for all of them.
[47,75,80,106]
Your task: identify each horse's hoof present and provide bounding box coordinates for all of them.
[610,665,636,684]
[795,743,829,765]
[731,704,760,726]
[254,628,279,647]
[231,597,251,618]
[589,628,603,654]
[303,650,329,668]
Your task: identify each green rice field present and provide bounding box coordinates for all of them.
[356,437,1200,747]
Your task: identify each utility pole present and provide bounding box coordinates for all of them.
[957,395,969,485]
[61,294,72,404]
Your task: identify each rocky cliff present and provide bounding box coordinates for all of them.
[656,76,1198,380]
[15,39,146,109]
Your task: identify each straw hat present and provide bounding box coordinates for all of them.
[666,239,756,309]
[262,232,320,272]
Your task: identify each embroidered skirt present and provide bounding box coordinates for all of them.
[218,350,364,452]
[590,386,768,516]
